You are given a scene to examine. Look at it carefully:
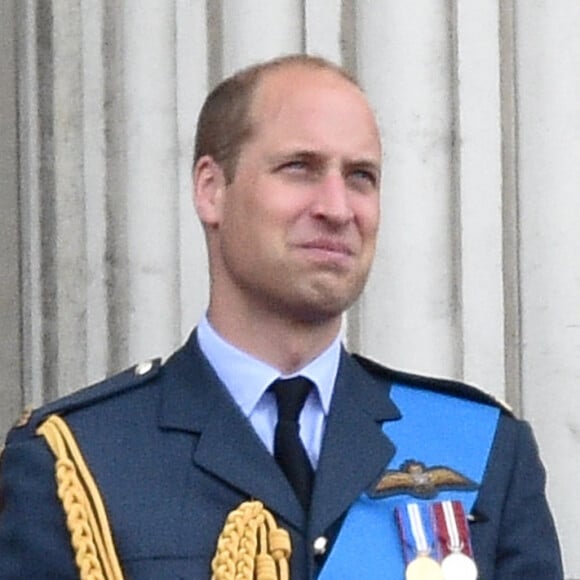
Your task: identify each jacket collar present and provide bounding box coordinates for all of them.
[308,350,400,536]
[157,330,401,533]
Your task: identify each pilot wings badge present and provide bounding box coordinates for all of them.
[370,460,478,499]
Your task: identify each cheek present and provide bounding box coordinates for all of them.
[220,188,263,238]
[354,198,380,241]
[221,197,285,259]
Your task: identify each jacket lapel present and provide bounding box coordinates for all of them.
[309,350,401,536]
[157,331,305,530]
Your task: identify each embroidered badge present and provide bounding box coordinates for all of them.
[370,460,478,499]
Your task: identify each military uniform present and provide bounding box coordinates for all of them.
[0,331,563,578]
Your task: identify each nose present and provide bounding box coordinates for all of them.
[311,173,354,226]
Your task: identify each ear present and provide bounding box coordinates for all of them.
[193,155,227,227]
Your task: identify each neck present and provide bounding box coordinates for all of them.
[207,301,342,374]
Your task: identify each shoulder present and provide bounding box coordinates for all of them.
[5,358,162,444]
[351,353,514,416]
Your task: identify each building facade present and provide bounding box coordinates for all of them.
[1,1,579,575]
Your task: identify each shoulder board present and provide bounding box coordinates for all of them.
[8,358,162,438]
[352,354,513,416]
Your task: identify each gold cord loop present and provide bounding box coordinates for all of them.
[38,416,292,579]
[211,500,292,580]
[37,415,124,580]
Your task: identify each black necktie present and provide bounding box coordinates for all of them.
[271,376,314,511]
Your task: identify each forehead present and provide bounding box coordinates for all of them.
[247,66,381,159]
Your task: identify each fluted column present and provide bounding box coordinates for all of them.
[176,0,210,338]
[304,0,345,63]
[1,2,578,573]
[16,0,90,402]
[455,1,507,398]
[123,2,180,362]
[516,1,580,574]
[355,1,460,379]
[0,0,22,429]
[221,0,302,75]
[12,1,208,401]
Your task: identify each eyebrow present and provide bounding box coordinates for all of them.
[344,159,382,177]
[268,149,321,163]
[269,149,381,172]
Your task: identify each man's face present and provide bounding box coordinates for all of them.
[200,66,382,325]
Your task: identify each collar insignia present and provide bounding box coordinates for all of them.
[370,460,478,499]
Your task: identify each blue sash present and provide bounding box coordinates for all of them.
[318,383,499,578]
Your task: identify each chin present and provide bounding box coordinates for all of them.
[285,290,360,325]
[264,270,368,324]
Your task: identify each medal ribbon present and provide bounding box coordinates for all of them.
[432,500,473,558]
[395,503,439,564]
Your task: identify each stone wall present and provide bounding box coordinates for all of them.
[1,1,579,575]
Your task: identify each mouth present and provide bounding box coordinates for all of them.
[296,238,356,261]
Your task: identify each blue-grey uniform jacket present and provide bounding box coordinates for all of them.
[0,330,563,578]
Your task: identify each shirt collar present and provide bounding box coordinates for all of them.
[197,315,340,417]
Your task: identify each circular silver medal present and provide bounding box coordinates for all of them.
[441,552,478,580]
[405,555,445,580]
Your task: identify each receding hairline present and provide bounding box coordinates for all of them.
[193,55,369,181]
[227,54,360,91]
[246,61,380,152]
[248,58,365,109]
[258,54,357,81]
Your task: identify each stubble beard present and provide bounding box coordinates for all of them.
[257,265,371,327]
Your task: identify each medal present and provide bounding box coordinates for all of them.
[432,501,478,580]
[441,552,478,580]
[406,555,445,580]
[396,503,444,579]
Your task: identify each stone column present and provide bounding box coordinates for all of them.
[355,0,461,380]
[516,1,580,574]
[1,2,578,573]
[0,0,23,431]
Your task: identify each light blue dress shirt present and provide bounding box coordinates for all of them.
[196,315,341,468]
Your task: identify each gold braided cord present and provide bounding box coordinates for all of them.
[211,500,292,580]
[37,415,124,580]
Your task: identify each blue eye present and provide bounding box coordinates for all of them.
[281,160,308,171]
[350,169,378,188]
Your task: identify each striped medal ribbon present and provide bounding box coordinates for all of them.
[432,500,478,580]
[395,503,444,580]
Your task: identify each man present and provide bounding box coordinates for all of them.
[0,55,563,578]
